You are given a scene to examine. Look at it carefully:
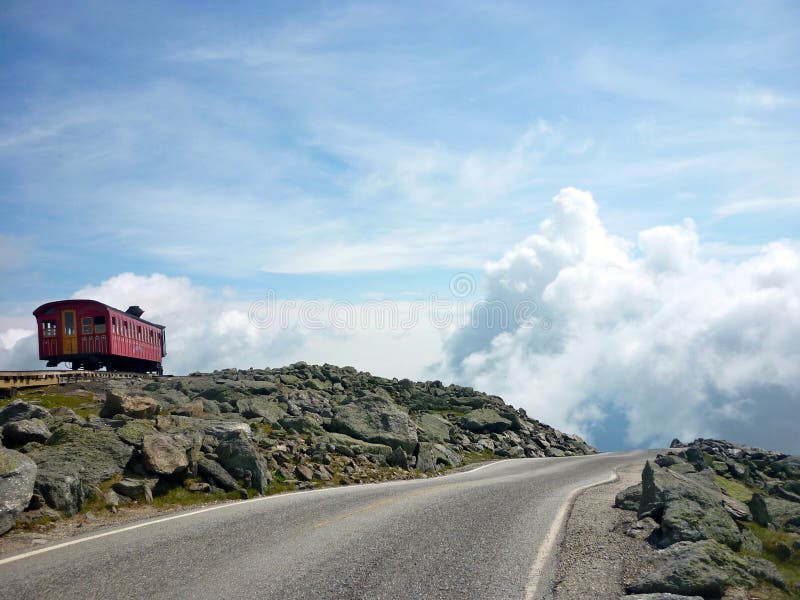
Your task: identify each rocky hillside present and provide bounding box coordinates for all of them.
[0,362,594,535]
[616,438,800,598]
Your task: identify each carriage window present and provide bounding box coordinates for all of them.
[112,317,117,334]
[64,312,75,335]
[94,316,106,334]
[42,320,57,337]
[123,321,129,336]
[82,317,93,334]
[137,325,142,340]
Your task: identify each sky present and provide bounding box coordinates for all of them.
[1,1,799,452]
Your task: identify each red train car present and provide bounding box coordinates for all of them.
[33,300,166,374]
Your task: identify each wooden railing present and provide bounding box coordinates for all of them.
[0,370,148,390]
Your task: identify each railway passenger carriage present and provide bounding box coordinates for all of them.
[33,300,166,373]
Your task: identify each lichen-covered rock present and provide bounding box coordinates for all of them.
[614,484,642,511]
[416,413,452,444]
[197,457,240,492]
[216,432,272,493]
[415,442,463,473]
[328,395,418,452]
[100,391,160,419]
[459,408,512,434]
[2,418,52,446]
[639,461,743,550]
[0,448,37,535]
[116,420,157,448]
[236,397,287,423]
[0,401,49,425]
[112,478,155,503]
[141,433,189,476]
[28,424,133,516]
[627,540,785,597]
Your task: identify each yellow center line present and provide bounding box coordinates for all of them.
[310,486,443,530]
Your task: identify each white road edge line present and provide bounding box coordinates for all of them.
[0,458,505,567]
[522,468,620,600]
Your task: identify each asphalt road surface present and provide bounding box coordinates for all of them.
[0,451,652,600]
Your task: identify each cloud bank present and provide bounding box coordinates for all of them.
[438,188,800,453]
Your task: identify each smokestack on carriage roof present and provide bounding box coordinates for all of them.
[125,305,145,318]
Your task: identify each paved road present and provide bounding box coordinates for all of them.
[0,451,651,600]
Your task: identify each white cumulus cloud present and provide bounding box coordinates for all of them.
[438,188,800,453]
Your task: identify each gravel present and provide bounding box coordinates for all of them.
[552,462,654,599]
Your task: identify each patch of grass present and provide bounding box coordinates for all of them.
[715,475,758,503]
[461,449,497,465]
[152,484,242,508]
[744,522,800,594]
[266,480,297,495]
[703,452,716,467]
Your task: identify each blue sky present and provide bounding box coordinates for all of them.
[1,1,799,451]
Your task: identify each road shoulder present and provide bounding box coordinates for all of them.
[552,462,653,599]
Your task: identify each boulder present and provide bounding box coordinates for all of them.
[770,456,800,480]
[328,396,418,452]
[459,408,512,434]
[415,442,462,473]
[0,401,49,425]
[748,493,771,526]
[614,484,642,511]
[197,457,240,492]
[216,432,272,493]
[763,496,800,532]
[386,446,409,469]
[627,540,785,597]
[172,400,204,418]
[236,397,287,423]
[28,424,133,516]
[0,448,37,535]
[2,419,52,446]
[100,391,160,419]
[416,413,452,444]
[294,465,314,482]
[116,420,157,448]
[625,517,659,540]
[112,478,154,503]
[639,461,744,549]
[141,434,189,476]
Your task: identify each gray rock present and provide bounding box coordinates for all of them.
[294,465,313,482]
[415,413,452,444]
[216,432,272,493]
[386,446,408,469]
[116,420,157,448]
[624,595,703,600]
[104,489,120,512]
[236,397,287,423]
[748,493,771,526]
[28,424,133,516]
[328,396,418,452]
[112,478,154,503]
[142,434,189,476]
[2,419,52,446]
[197,457,240,492]
[0,401,49,425]
[627,539,785,597]
[764,496,800,532]
[614,484,642,511]
[770,455,800,479]
[639,461,743,550]
[459,408,512,434]
[415,442,462,473]
[625,517,659,540]
[100,391,160,419]
[0,448,37,535]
